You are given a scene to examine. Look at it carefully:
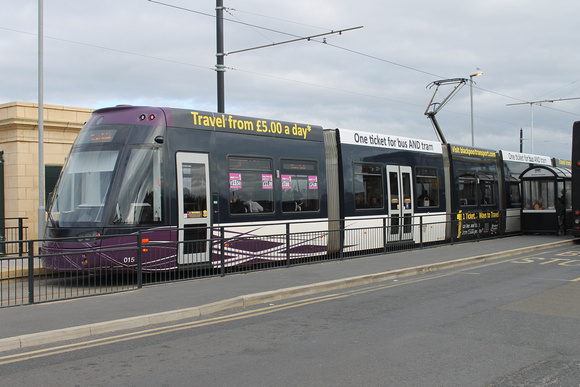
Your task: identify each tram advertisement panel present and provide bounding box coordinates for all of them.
[169,109,324,142]
[456,210,500,239]
[339,128,442,154]
[450,145,500,240]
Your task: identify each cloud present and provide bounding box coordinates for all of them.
[1,0,579,159]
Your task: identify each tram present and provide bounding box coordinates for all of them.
[572,121,580,237]
[40,105,568,272]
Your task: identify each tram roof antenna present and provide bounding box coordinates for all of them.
[424,78,468,145]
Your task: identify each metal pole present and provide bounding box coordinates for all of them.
[38,0,46,239]
[419,216,423,249]
[530,103,534,153]
[519,128,523,152]
[137,233,143,289]
[286,223,291,267]
[216,0,225,113]
[28,240,35,305]
[220,226,225,277]
[470,76,475,147]
[18,218,24,257]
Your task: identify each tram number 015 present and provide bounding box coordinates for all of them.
[123,257,136,264]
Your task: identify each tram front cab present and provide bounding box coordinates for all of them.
[520,165,571,234]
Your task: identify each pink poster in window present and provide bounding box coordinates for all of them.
[308,175,318,189]
[229,173,242,189]
[281,175,292,190]
[262,174,273,189]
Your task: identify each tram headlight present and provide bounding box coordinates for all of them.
[76,230,100,242]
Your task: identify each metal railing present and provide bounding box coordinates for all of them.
[1,212,521,308]
[0,217,28,256]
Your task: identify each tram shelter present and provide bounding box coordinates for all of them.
[520,165,571,234]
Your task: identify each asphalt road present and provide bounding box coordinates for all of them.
[1,242,579,386]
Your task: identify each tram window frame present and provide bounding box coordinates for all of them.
[353,163,384,210]
[508,174,521,208]
[478,173,497,206]
[228,156,274,215]
[280,159,320,213]
[415,166,439,208]
[458,171,477,207]
[114,147,164,225]
[509,182,521,208]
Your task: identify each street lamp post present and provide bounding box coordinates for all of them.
[469,70,483,147]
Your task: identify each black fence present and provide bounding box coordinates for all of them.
[1,212,524,308]
[0,217,28,256]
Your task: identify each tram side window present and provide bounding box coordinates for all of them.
[458,171,477,206]
[280,159,320,212]
[508,173,521,208]
[415,167,439,208]
[228,157,274,214]
[354,163,383,209]
[509,182,521,208]
[115,148,163,225]
[479,174,496,205]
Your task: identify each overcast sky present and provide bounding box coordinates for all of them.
[2,0,579,159]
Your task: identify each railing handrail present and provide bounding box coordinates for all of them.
[1,212,528,308]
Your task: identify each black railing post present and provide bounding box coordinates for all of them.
[137,233,143,289]
[450,216,455,246]
[19,218,24,257]
[220,227,225,277]
[339,219,345,260]
[383,217,387,253]
[286,223,291,267]
[420,215,424,249]
[28,240,34,305]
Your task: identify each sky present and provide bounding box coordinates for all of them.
[1,0,579,160]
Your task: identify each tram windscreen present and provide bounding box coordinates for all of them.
[113,148,163,225]
[49,150,118,226]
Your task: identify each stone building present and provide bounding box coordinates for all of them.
[0,102,93,239]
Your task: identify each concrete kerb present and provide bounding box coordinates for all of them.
[0,239,574,353]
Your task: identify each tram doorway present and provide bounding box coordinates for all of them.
[176,152,211,264]
[386,165,414,241]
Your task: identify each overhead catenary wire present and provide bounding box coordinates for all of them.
[2,21,576,126]
[0,24,554,129]
[3,3,580,128]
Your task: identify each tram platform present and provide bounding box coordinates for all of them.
[0,234,576,351]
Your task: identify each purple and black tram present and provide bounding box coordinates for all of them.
[41,105,569,272]
[572,121,580,236]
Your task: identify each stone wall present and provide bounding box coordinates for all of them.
[0,102,93,239]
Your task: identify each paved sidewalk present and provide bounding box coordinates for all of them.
[0,234,576,351]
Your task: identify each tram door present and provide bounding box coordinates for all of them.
[177,153,211,264]
[386,165,414,241]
